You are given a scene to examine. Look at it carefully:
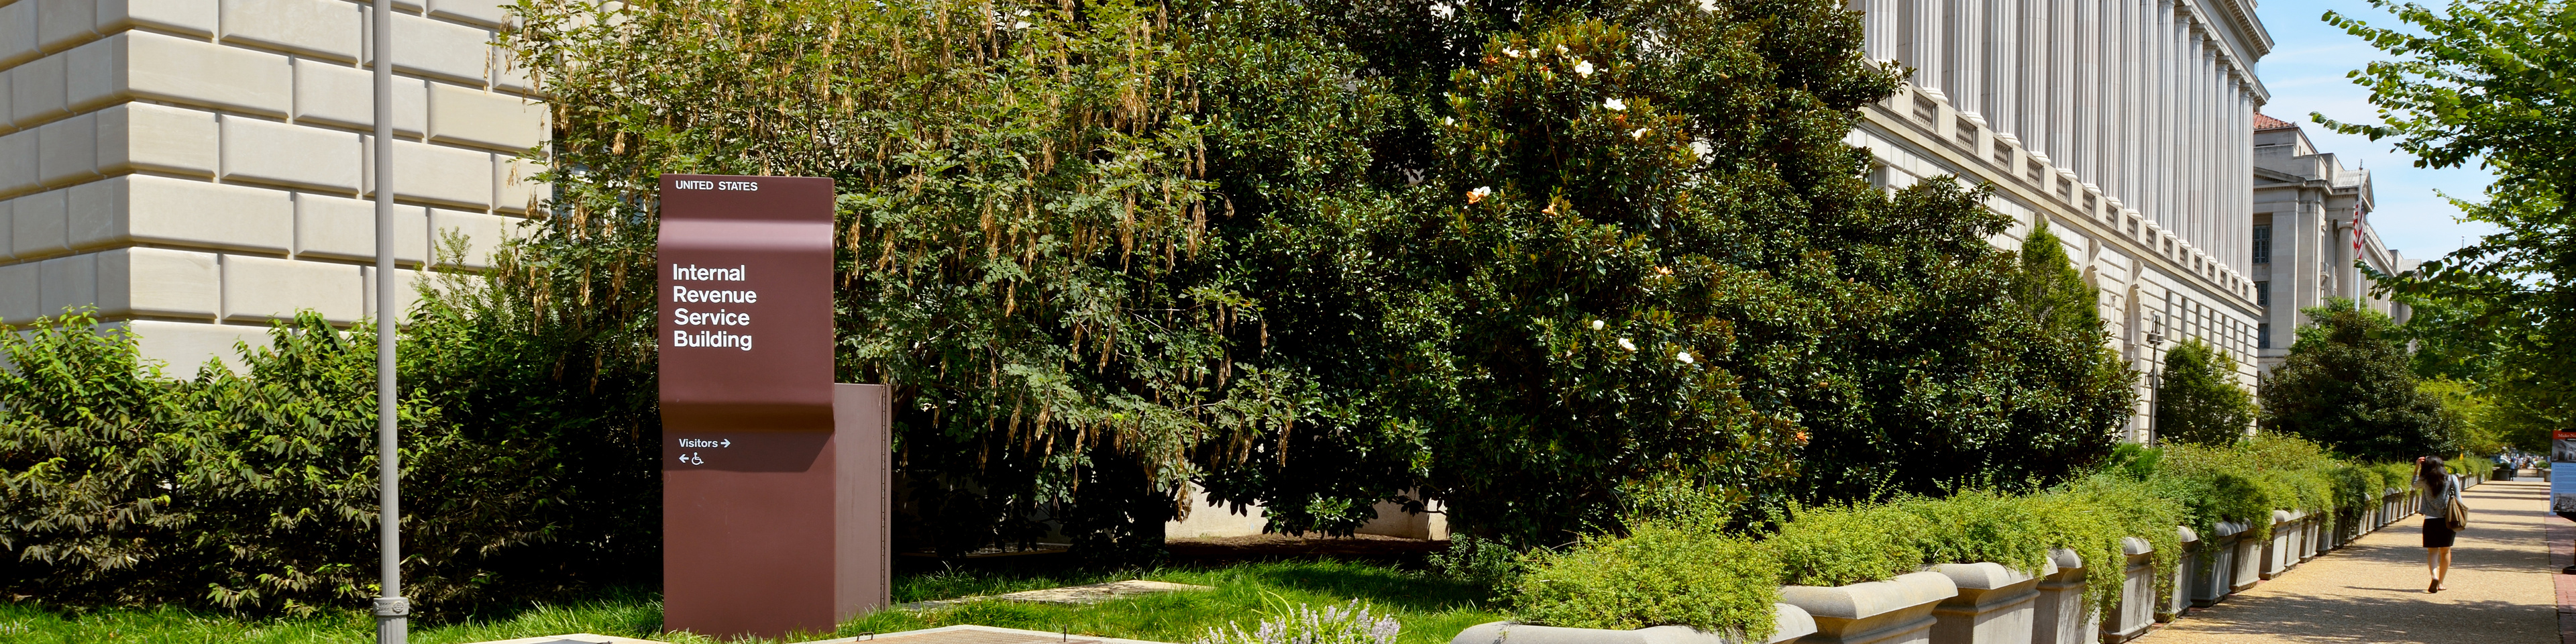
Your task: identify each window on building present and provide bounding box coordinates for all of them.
[2255,281,2269,308]
[2259,323,2272,350]
[2252,223,2271,264]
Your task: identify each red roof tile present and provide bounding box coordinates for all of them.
[2253,113,2297,131]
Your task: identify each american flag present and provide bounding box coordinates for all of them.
[2353,207,2367,253]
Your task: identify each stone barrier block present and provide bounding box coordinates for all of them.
[2260,510,2296,580]
[2029,550,2090,644]
[1781,571,1957,644]
[2100,538,2152,643]
[1447,606,1817,644]
[2191,521,2246,606]
[2228,525,2261,593]
[1929,562,2042,644]
[2159,527,2196,622]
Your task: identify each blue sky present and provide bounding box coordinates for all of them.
[2252,0,2499,262]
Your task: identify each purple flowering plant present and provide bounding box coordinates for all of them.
[1195,600,1401,644]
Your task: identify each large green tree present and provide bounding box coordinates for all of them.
[2261,303,2459,461]
[513,0,2141,552]
[2155,339,2255,446]
[2320,0,2576,443]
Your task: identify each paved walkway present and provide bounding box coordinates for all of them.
[2141,480,2555,644]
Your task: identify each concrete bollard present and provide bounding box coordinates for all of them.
[2192,521,2247,606]
[1780,571,1958,644]
[2229,525,2262,593]
[2029,549,2092,644]
[1447,608,1819,644]
[2160,527,2197,623]
[2099,538,2153,643]
[1928,562,2043,644]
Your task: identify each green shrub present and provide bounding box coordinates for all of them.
[1426,536,1524,602]
[0,304,655,615]
[1513,523,1780,638]
[1763,502,1929,588]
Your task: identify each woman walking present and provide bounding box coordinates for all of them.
[2418,455,2461,592]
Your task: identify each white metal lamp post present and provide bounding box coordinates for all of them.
[371,0,409,641]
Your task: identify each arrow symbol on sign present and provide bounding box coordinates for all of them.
[720,439,731,447]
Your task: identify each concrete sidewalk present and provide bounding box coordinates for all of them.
[2140,479,2554,644]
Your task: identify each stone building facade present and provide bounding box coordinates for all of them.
[1846,0,2270,442]
[2249,113,2411,373]
[0,0,544,373]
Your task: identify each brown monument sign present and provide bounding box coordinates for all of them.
[659,174,888,639]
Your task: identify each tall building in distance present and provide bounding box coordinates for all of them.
[2249,112,2412,373]
[0,0,545,373]
[1844,0,2271,441]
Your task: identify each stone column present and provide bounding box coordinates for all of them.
[2151,0,2172,230]
[1860,0,1896,62]
[1983,0,2015,134]
[1946,0,1983,115]
[2019,0,2047,156]
[1905,0,1942,87]
[2053,0,2078,171]
[2072,0,2096,178]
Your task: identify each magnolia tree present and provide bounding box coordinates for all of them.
[513,0,2139,552]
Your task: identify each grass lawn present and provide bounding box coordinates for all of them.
[0,560,1508,644]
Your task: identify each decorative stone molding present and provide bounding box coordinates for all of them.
[2102,537,2154,643]
[1447,608,1819,644]
[1779,571,1957,644]
[1928,562,2045,644]
[2029,550,2090,644]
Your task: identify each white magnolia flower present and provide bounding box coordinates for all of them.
[1690,140,1713,158]
[1506,47,1524,58]
[1632,127,1650,139]
[1467,186,1492,204]
[1557,45,1571,55]
[1574,60,1595,76]
[1591,319,1605,330]
[1618,338,1637,351]
[1676,351,1694,364]
[1603,97,1627,111]
[1430,2,1455,19]
[1698,0,1716,10]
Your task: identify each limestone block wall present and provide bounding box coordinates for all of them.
[0,0,545,373]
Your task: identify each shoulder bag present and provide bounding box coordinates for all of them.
[2445,474,2469,531]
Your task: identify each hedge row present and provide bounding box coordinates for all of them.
[1511,435,2447,641]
